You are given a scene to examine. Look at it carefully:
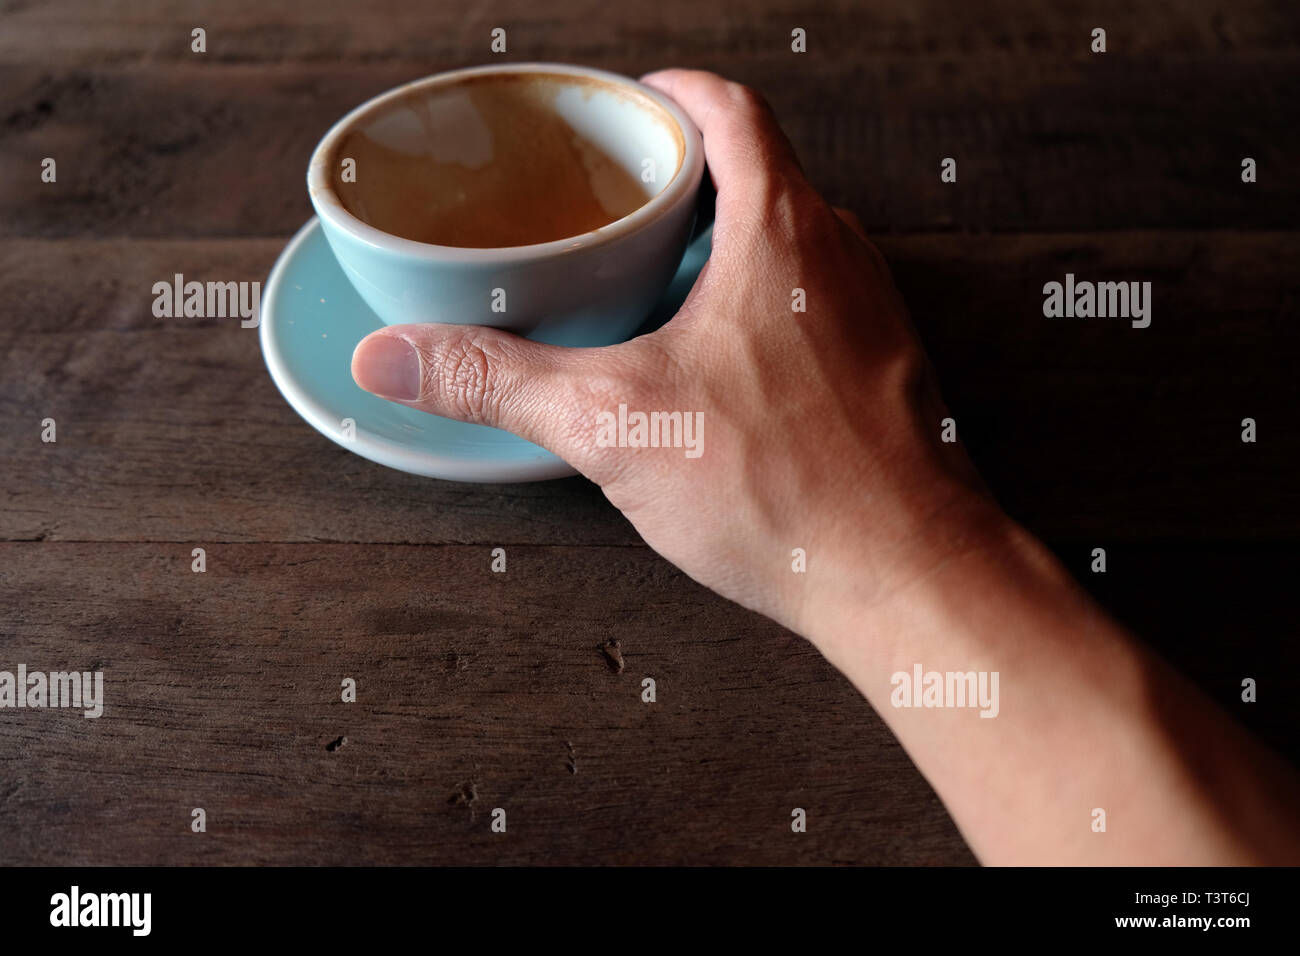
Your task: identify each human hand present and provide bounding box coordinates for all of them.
[350,68,1000,639]
[347,69,1300,865]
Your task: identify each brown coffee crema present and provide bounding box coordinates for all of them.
[333,73,678,248]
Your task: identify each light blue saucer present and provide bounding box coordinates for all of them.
[260,218,711,482]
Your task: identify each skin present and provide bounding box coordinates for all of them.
[350,69,1300,865]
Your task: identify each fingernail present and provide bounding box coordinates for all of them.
[352,333,421,400]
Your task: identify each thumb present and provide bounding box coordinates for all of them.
[351,323,599,466]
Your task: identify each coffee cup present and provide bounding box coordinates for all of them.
[307,63,706,346]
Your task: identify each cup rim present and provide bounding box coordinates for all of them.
[307,62,703,263]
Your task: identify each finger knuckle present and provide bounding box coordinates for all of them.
[885,339,929,400]
[747,183,833,248]
[428,329,500,422]
[724,81,771,121]
[562,343,674,477]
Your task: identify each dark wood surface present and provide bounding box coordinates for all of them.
[1,0,1297,865]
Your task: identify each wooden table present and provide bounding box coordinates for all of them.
[1,0,1297,865]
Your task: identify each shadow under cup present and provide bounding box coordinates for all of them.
[308,65,705,347]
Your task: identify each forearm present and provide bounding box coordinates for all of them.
[802,504,1300,865]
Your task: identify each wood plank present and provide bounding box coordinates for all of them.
[880,231,1300,540]
[0,236,639,546]
[1,536,1295,865]
[1,0,1295,873]
[0,542,970,865]
[1,0,1297,67]
[1,53,1297,236]
[1,232,1295,544]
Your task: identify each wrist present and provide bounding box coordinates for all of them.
[794,486,1083,688]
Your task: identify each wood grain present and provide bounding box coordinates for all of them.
[2,0,1297,66]
[2,7,1300,238]
[0,536,1294,865]
[1,0,1298,867]
[0,542,969,865]
[1,232,1295,545]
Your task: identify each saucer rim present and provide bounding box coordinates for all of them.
[258,217,581,483]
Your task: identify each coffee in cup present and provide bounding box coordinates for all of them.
[333,74,666,248]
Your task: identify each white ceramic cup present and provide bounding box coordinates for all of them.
[307,63,706,347]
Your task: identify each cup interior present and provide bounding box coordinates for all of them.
[317,69,686,249]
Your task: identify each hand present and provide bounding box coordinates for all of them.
[350,68,999,638]
[351,69,1300,864]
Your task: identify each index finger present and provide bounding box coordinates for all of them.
[640,69,808,208]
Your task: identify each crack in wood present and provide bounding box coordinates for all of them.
[599,639,625,675]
